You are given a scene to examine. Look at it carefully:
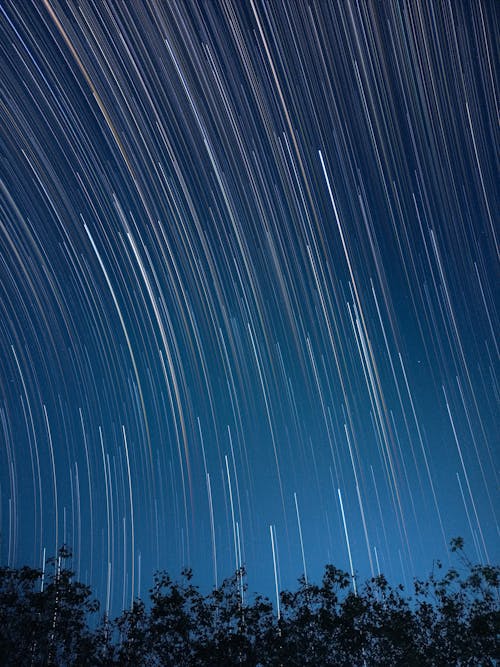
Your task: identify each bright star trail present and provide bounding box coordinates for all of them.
[0,1,498,615]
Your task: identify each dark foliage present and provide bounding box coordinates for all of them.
[0,547,100,665]
[0,539,498,665]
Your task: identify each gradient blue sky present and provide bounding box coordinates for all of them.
[0,0,498,616]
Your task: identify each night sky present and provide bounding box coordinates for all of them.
[0,0,498,616]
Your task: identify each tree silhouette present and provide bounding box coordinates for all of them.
[0,547,100,665]
[0,539,498,665]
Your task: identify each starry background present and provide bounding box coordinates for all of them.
[0,0,498,616]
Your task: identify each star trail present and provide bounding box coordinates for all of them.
[0,0,498,615]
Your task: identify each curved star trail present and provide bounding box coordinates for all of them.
[0,0,498,614]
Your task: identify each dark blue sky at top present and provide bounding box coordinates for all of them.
[0,0,498,615]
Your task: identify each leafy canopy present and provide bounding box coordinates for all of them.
[0,539,498,665]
